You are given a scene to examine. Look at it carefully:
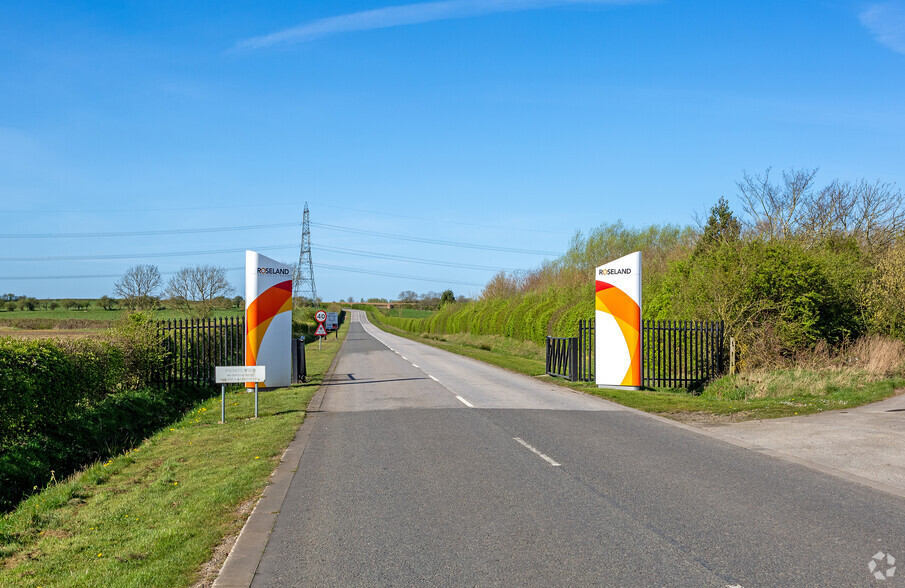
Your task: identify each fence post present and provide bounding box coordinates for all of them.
[729,336,736,375]
[569,338,578,382]
[545,337,552,374]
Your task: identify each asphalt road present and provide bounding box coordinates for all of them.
[250,311,905,587]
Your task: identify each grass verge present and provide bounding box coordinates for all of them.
[0,323,347,588]
[366,312,904,421]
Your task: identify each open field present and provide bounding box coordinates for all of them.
[0,327,103,340]
[0,307,245,323]
[381,308,436,319]
[0,322,348,587]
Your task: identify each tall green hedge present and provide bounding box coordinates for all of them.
[371,286,589,343]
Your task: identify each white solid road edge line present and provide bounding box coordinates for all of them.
[455,395,475,408]
[513,437,561,467]
[429,375,439,382]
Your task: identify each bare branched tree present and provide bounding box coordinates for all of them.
[114,264,162,311]
[165,265,234,318]
[397,290,418,302]
[737,167,818,240]
[738,168,904,255]
[810,179,905,254]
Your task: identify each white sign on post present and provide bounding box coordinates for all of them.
[215,365,266,383]
[215,365,266,423]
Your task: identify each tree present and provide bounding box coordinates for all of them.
[481,271,521,300]
[49,301,59,310]
[99,295,116,310]
[17,297,37,311]
[439,289,455,307]
[695,197,741,255]
[419,291,440,309]
[397,290,418,302]
[865,241,905,338]
[115,264,162,311]
[737,168,905,255]
[233,295,244,309]
[165,265,234,318]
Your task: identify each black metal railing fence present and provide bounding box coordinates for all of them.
[643,320,724,389]
[545,318,725,389]
[156,317,245,387]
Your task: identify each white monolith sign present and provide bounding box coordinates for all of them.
[595,251,642,389]
[245,251,292,389]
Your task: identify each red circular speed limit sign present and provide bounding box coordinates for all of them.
[315,310,327,323]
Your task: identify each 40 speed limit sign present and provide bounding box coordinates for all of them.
[315,310,328,336]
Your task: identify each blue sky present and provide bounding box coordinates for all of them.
[2,0,904,302]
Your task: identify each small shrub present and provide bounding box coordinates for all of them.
[110,313,167,389]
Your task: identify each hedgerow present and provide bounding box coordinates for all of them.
[0,313,193,511]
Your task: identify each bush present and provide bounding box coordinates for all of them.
[0,338,121,449]
[0,313,191,510]
[650,238,867,360]
[110,312,167,389]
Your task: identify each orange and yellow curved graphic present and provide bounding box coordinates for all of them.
[245,279,292,381]
[595,281,641,386]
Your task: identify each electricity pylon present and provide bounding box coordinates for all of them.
[293,203,318,305]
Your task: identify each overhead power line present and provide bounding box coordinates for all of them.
[315,263,483,287]
[0,201,568,236]
[0,202,305,214]
[0,244,298,262]
[313,245,514,272]
[0,262,482,287]
[0,266,244,281]
[314,203,570,236]
[311,222,561,256]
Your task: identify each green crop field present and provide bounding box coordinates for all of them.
[382,308,435,319]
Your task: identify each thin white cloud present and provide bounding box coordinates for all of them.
[236,0,645,49]
[860,2,905,54]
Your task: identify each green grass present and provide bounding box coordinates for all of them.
[382,308,435,319]
[367,312,905,421]
[0,323,347,587]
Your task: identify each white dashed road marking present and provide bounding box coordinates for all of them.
[513,437,561,467]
